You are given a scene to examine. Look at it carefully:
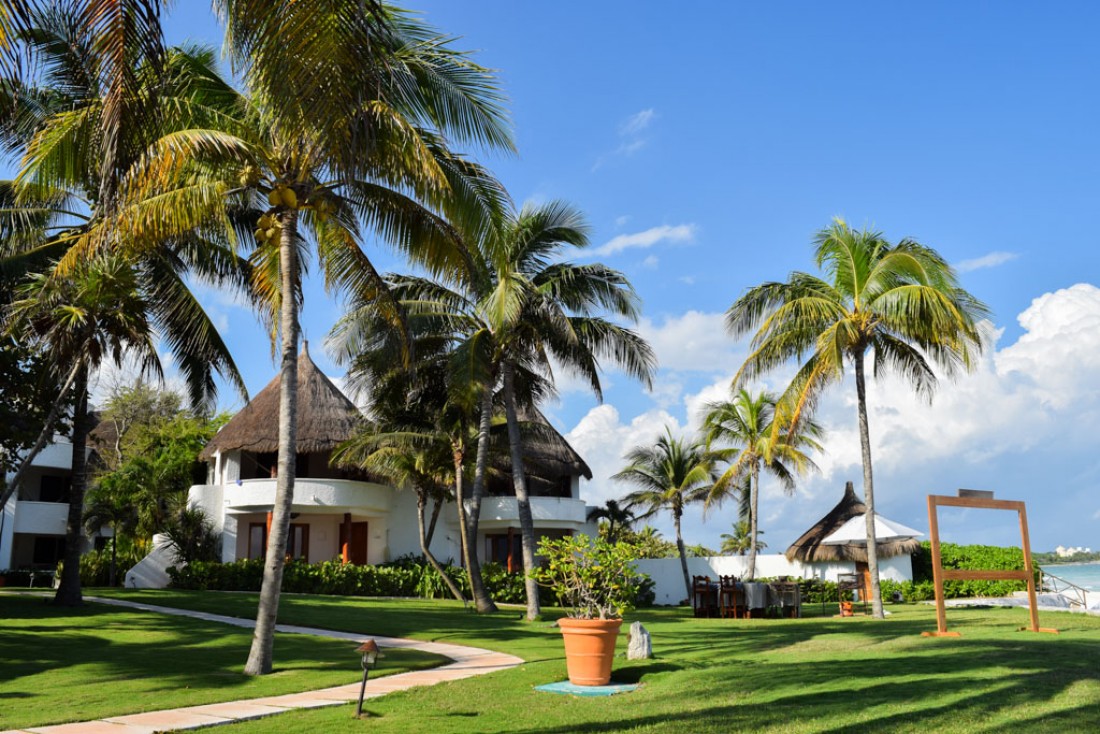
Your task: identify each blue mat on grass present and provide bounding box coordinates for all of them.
[535,681,640,697]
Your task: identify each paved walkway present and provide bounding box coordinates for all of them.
[2,596,523,734]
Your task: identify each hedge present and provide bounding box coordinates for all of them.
[167,555,655,607]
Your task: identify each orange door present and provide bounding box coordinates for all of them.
[339,521,369,565]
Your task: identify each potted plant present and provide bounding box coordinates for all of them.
[531,535,641,686]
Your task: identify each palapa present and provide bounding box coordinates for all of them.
[785,481,920,563]
[199,344,361,460]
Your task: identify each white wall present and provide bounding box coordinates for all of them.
[636,554,914,606]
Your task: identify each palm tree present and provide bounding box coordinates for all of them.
[720,521,766,556]
[108,4,512,673]
[6,253,204,605]
[383,201,655,620]
[329,276,501,612]
[0,11,248,517]
[703,389,821,580]
[83,487,138,586]
[614,428,720,601]
[587,499,635,543]
[727,219,988,617]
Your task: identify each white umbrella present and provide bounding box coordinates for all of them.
[821,512,923,545]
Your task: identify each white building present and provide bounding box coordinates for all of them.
[184,347,597,575]
[0,437,97,571]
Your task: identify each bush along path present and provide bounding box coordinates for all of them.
[0,595,522,734]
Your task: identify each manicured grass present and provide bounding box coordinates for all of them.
[0,592,444,731]
[89,589,1100,733]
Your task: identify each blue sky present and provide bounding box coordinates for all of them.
[136,3,1100,552]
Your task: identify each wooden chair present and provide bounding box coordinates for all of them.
[772,580,801,618]
[837,573,864,615]
[718,575,743,618]
[692,575,715,618]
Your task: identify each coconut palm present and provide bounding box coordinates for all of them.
[83,487,138,586]
[587,499,635,543]
[7,253,189,605]
[334,421,466,603]
[0,11,249,517]
[727,219,988,617]
[104,4,513,673]
[376,201,655,620]
[614,429,720,601]
[720,521,766,556]
[330,277,502,612]
[703,389,821,580]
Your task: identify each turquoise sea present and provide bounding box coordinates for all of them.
[1044,562,1100,590]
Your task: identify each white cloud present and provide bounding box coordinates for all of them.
[565,283,1100,552]
[614,215,631,228]
[568,405,683,507]
[620,108,655,136]
[955,251,1019,273]
[590,224,696,258]
[641,255,659,269]
[592,108,657,170]
[636,310,741,373]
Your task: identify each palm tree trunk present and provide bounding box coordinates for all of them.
[245,209,300,675]
[674,506,691,602]
[502,361,541,621]
[466,387,497,613]
[425,496,443,549]
[747,461,760,581]
[0,359,83,515]
[854,351,884,619]
[54,368,89,606]
[417,491,465,602]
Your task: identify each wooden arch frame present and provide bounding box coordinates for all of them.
[923,492,1057,637]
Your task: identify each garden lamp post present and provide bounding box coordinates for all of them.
[355,639,381,717]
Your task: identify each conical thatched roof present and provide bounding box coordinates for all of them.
[200,345,361,460]
[785,481,921,562]
[517,406,593,480]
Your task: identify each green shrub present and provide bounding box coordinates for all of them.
[912,542,1033,598]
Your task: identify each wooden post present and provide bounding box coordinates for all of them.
[926,495,952,636]
[342,512,352,564]
[922,493,1057,637]
[1019,504,1041,634]
[265,511,273,554]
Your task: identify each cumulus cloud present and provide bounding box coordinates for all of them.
[567,404,683,506]
[955,251,1019,273]
[635,310,741,373]
[566,283,1100,551]
[589,223,696,258]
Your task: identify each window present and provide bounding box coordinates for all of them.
[485,532,523,573]
[38,475,71,503]
[288,523,309,562]
[32,536,65,566]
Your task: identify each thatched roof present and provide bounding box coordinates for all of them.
[785,481,921,562]
[200,345,361,460]
[517,406,592,480]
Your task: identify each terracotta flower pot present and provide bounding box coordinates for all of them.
[558,617,623,686]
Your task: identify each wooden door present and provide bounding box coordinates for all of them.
[339,521,369,565]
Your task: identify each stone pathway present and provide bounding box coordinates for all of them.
[1,596,523,734]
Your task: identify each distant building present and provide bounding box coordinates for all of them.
[1055,545,1092,558]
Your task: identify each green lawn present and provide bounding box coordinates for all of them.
[77,589,1100,733]
[0,592,444,731]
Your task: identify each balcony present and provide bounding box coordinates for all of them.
[12,501,68,535]
[474,496,588,528]
[220,478,394,515]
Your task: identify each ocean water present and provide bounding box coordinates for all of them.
[1043,562,1100,590]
